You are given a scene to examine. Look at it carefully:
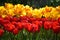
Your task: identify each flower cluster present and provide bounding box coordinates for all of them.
[0,16,60,36]
[0,3,60,19]
[0,16,42,35]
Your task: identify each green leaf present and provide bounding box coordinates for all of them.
[56,0,60,2]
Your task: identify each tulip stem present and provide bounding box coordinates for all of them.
[55,33,58,40]
[29,33,33,40]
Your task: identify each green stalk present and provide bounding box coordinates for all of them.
[2,31,9,40]
[36,32,40,40]
[29,33,33,40]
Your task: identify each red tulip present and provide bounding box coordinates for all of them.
[11,17,18,22]
[0,17,4,24]
[36,18,41,21]
[21,20,28,23]
[41,18,48,22]
[0,29,4,36]
[11,21,17,25]
[32,21,42,27]
[16,22,23,30]
[20,16,29,20]
[26,23,33,32]
[29,17,36,23]
[0,17,3,22]
[3,24,8,30]
[2,20,10,24]
[52,26,60,33]
[52,21,60,33]
[32,24,39,32]
[39,21,43,27]
[5,23,15,32]
[23,23,28,29]
[58,17,60,23]
[12,28,19,35]
[30,18,36,21]
[52,21,59,28]
[44,21,52,30]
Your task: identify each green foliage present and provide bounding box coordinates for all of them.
[0,0,60,8]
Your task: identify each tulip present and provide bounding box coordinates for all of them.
[16,22,23,30]
[44,21,52,30]
[5,23,15,32]
[52,26,60,33]
[25,23,33,32]
[0,29,4,36]
[12,28,19,35]
[32,23,39,32]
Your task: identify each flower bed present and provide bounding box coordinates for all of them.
[0,3,60,40]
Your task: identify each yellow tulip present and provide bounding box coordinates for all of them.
[6,9,15,16]
[5,3,14,9]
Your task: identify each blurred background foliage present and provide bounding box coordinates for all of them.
[0,0,60,8]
